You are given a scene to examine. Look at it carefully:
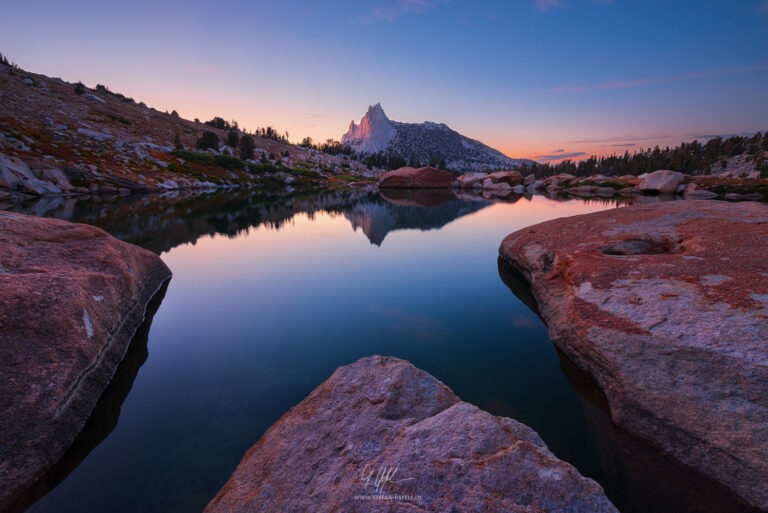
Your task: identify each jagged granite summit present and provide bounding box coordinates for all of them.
[341,104,532,172]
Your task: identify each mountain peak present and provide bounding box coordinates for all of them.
[366,102,388,120]
[340,103,532,172]
[341,103,396,154]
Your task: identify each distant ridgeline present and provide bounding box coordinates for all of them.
[339,103,534,173]
[526,132,768,179]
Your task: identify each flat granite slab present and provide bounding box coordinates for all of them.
[499,200,768,510]
[0,211,171,510]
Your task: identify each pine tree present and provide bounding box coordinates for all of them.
[174,133,183,150]
[227,131,239,148]
[239,135,255,160]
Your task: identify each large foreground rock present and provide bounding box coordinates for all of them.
[0,211,171,510]
[379,166,456,188]
[499,200,768,510]
[205,356,617,513]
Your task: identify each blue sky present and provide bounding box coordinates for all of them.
[1,0,766,159]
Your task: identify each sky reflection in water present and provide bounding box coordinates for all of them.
[18,191,755,513]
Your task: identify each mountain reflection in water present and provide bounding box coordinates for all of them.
[5,188,494,251]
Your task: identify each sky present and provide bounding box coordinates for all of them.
[1,0,767,162]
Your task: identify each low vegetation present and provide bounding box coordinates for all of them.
[170,150,325,179]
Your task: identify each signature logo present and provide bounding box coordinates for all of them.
[359,464,415,494]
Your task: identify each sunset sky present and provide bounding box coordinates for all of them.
[2,0,767,162]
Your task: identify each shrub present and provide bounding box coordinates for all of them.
[204,117,229,130]
[74,82,85,95]
[174,133,183,150]
[107,113,132,125]
[196,131,220,151]
[212,154,246,170]
[248,163,279,174]
[289,167,324,179]
[170,150,245,170]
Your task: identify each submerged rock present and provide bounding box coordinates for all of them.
[683,182,719,199]
[0,211,171,510]
[379,166,457,188]
[499,200,768,510]
[205,355,617,513]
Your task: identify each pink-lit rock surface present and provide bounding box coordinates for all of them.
[379,166,457,189]
[499,200,768,510]
[0,211,171,510]
[205,355,617,513]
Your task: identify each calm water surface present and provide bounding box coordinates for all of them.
[8,189,755,513]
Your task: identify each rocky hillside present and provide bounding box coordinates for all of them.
[0,59,378,199]
[341,103,533,172]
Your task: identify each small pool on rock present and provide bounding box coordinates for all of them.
[8,190,757,513]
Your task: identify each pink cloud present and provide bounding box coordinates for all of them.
[548,63,768,93]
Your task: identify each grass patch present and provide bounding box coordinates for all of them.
[171,150,246,171]
[332,174,361,182]
[168,150,329,182]
[288,167,325,179]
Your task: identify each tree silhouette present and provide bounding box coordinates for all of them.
[239,135,255,160]
[227,131,239,148]
[196,131,220,151]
